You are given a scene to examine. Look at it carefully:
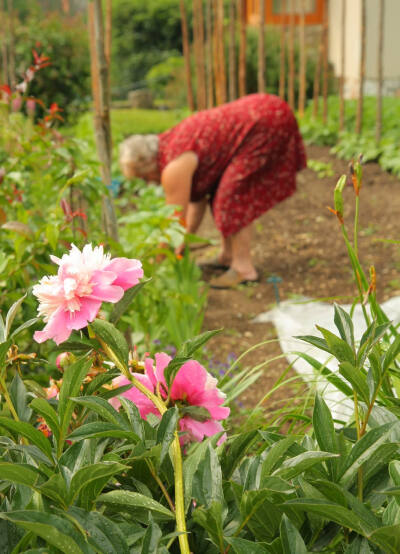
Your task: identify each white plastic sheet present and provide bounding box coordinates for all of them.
[253,296,400,423]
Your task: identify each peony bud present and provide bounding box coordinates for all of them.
[56,351,75,371]
[26,98,36,115]
[11,96,22,112]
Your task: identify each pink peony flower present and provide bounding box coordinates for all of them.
[110,352,230,445]
[33,244,143,345]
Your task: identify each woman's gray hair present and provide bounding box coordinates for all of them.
[119,134,159,167]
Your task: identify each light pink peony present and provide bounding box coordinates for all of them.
[33,244,143,345]
[110,352,230,444]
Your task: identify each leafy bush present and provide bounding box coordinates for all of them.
[13,11,91,120]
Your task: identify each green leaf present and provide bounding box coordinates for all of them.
[339,362,370,402]
[38,473,69,507]
[164,329,222,385]
[68,462,128,505]
[261,436,299,481]
[224,536,270,553]
[67,421,138,441]
[334,304,354,348]
[316,325,355,364]
[220,430,259,478]
[280,514,307,554]
[5,294,26,339]
[30,398,60,443]
[98,490,175,519]
[383,335,400,372]
[119,397,145,439]
[70,395,129,429]
[109,278,150,324]
[368,523,400,553]
[10,318,39,339]
[192,501,225,550]
[0,511,91,554]
[0,339,11,367]
[0,462,44,489]
[90,318,129,370]
[45,222,59,250]
[295,335,330,354]
[156,407,178,466]
[58,355,93,442]
[339,422,400,488]
[0,417,53,462]
[273,451,338,480]
[183,440,209,512]
[390,460,400,486]
[193,443,223,508]
[141,519,162,554]
[10,374,32,422]
[283,498,363,534]
[67,507,130,554]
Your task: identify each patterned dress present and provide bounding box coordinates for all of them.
[157,94,306,237]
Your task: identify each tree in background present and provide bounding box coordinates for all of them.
[111,0,184,99]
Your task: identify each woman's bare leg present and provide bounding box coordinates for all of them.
[230,223,258,280]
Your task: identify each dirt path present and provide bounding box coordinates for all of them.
[194,145,400,416]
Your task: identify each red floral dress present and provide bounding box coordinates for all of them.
[158,94,306,237]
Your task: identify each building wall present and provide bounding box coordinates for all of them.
[329,0,400,97]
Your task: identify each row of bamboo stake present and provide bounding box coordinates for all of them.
[180,0,386,142]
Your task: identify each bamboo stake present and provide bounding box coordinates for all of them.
[312,22,323,118]
[298,0,306,116]
[257,0,265,93]
[228,0,236,101]
[212,1,221,104]
[193,0,206,110]
[6,0,15,88]
[205,0,214,108]
[217,0,226,104]
[237,0,246,97]
[339,0,346,131]
[105,0,112,105]
[287,0,295,110]
[88,0,119,243]
[279,0,286,100]
[356,0,366,135]
[179,0,194,111]
[322,0,329,124]
[0,0,9,85]
[61,0,70,14]
[375,0,384,144]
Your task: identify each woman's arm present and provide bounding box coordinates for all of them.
[161,151,199,223]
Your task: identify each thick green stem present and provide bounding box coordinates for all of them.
[0,373,19,421]
[97,336,190,553]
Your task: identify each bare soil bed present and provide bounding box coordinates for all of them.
[194,145,400,415]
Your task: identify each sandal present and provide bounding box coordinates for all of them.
[209,268,259,289]
[198,256,231,271]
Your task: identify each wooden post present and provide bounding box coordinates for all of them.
[237,0,246,97]
[312,24,323,118]
[193,0,207,110]
[287,0,295,110]
[298,0,306,116]
[6,0,15,88]
[375,0,384,143]
[228,0,236,101]
[322,0,329,124]
[279,0,286,100]
[179,0,195,111]
[88,0,119,243]
[205,0,214,108]
[257,0,265,93]
[356,0,366,135]
[339,0,346,131]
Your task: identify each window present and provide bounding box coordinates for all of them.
[246,0,325,26]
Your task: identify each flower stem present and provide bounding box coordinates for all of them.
[97,336,190,553]
[0,373,19,422]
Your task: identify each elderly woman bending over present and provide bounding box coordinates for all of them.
[119,94,306,289]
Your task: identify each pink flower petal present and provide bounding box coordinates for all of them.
[105,258,143,290]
